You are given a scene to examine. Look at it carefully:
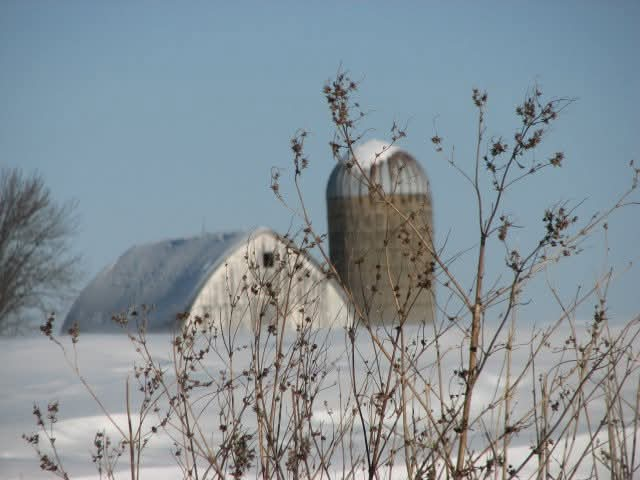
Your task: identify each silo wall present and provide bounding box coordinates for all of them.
[327,192,434,324]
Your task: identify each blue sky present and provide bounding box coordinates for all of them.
[2,1,638,322]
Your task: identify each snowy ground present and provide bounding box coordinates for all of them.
[1,320,638,479]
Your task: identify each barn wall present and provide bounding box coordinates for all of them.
[189,231,351,329]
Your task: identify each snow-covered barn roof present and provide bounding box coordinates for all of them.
[63,230,257,332]
[63,228,350,333]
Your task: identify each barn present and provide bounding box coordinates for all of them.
[63,140,434,333]
[62,228,351,332]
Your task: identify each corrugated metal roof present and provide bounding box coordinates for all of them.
[62,230,250,332]
[326,140,430,199]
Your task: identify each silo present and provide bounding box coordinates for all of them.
[326,140,434,324]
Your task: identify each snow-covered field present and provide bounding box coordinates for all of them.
[1,320,638,479]
[1,333,184,479]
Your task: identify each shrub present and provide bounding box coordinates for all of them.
[25,71,640,479]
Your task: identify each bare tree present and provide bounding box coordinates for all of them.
[0,167,80,334]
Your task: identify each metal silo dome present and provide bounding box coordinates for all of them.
[326,139,430,199]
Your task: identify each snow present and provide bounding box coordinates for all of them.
[1,320,637,479]
[345,139,400,169]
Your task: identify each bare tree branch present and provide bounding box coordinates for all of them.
[0,168,80,334]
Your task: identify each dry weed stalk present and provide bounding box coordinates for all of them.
[25,70,640,480]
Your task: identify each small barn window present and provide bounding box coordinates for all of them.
[263,251,275,268]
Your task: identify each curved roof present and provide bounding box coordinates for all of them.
[326,139,430,199]
[62,230,252,332]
